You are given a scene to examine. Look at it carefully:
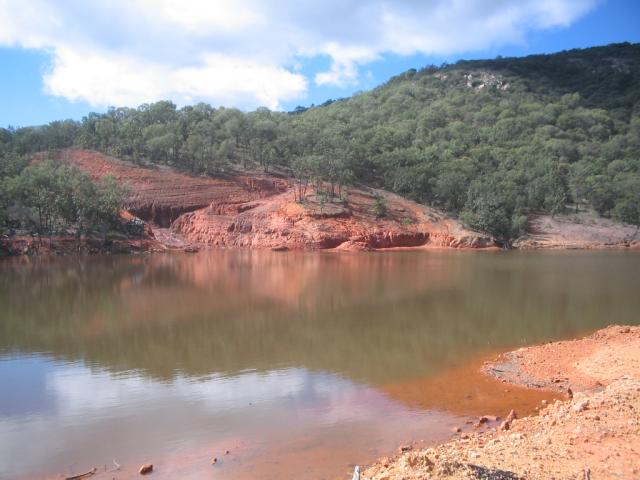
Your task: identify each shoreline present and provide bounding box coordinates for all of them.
[1,233,639,258]
[362,325,640,479]
[19,326,640,480]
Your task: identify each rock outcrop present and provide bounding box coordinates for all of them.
[514,212,640,250]
[171,188,495,250]
[48,149,496,251]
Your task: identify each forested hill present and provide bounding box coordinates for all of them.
[436,42,640,116]
[1,42,639,244]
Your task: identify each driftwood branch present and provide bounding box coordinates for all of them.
[65,467,96,480]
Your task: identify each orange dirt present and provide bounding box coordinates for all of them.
[43,149,496,251]
[39,149,288,228]
[515,213,640,250]
[484,325,640,393]
[363,326,640,479]
[381,354,561,420]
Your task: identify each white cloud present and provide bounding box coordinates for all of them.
[43,47,308,110]
[145,0,262,34]
[314,43,380,87]
[0,0,598,109]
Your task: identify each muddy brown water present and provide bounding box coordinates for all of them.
[1,250,639,480]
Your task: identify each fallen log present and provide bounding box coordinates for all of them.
[65,468,97,480]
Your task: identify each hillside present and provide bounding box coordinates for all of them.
[1,43,639,246]
[41,149,495,251]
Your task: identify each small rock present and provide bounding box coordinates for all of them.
[139,464,153,475]
[568,388,574,399]
[398,445,412,453]
[500,409,517,431]
[451,426,462,433]
[573,400,589,413]
[211,457,218,465]
[479,415,499,423]
[225,450,230,455]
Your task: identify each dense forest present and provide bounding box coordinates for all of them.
[1,43,639,243]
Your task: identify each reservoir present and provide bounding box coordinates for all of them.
[1,250,639,479]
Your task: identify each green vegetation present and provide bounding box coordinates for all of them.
[0,155,126,238]
[373,194,387,219]
[1,43,639,244]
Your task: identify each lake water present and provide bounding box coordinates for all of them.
[1,251,639,479]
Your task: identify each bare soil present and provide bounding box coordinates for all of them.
[515,212,640,250]
[22,150,639,254]
[38,149,496,251]
[363,326,640,479]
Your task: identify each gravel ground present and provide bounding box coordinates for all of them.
[362,326,640,480]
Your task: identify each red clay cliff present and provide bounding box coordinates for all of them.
[30,149,496,252]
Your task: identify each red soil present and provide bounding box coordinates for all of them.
[38,149,288,227]
[364,326,640,480]
[43,149,496,251]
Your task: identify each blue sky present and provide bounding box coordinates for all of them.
[0,0,638,128]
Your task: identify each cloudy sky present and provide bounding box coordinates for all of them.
[1,0,639,126]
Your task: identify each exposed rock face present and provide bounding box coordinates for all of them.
[171,188,495,250]
[514,213,639,250]
[50,149,496,251]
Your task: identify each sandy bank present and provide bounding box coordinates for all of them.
[362,325,640,479]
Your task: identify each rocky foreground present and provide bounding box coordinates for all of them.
[362,326,640,480]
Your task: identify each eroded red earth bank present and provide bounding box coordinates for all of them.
[6,149,639,255]
[19,149,498,252]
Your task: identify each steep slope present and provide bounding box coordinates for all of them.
[52,149,495,251]
[41,149,288,227]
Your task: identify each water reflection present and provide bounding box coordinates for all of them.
[1,251,639,479]
[3,251,640,383]
[0,356,456,479]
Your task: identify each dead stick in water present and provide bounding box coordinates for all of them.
[65,468,97,480]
